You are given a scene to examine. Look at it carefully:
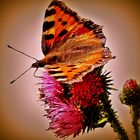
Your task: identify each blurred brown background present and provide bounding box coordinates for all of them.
[0,0,140,140]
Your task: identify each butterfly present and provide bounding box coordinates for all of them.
[31,0,114,84]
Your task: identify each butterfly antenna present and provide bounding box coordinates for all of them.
[10,67,32,84]
[7,45,38,61]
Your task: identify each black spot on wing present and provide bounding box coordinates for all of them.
[67,65,76,67]
[58,29,68,37]
[62,21,67,25]
[67,70,73,72]
[43,21,55,32]
[48,70,63,75]
[44,34,54,40]
[53,75,68,79]
[45,9,56,17]
[42,35,51,55]
[48,66,59,69]
[67,68,77,72]
[58,18,62,22]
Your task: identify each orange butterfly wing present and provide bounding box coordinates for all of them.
[42,0,80,54]
[41,0,114,83]
[42,0,105,54]
[46,47,112,83]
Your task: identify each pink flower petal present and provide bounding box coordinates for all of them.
[47,98,85,138]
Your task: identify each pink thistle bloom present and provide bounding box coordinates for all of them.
[39,72,85,138]
[39,72,64,102]
[46,98,85,138]
[70,71,104,107]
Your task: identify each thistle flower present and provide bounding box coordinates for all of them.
[70,68,110,108]
[39,72,85,138]
[119,79,140,105]
[46,98,85,138]
[123,79,138,90]
[119,79,140,140]
[39,72,64,102]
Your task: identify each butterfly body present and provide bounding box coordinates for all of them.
[31,51,62,68]
[33,0,114,84]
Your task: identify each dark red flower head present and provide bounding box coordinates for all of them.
[70,70,105,107]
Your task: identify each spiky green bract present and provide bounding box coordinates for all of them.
[81,105,107,133]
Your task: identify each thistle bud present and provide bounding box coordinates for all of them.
[119,79,140,106]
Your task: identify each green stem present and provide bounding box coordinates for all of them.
[100,93,129,140]
[130,105,140,140]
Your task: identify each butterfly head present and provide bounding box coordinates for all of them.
[31,60,46,68]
